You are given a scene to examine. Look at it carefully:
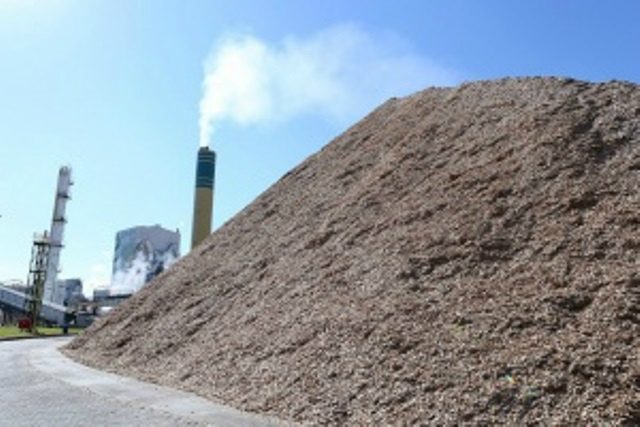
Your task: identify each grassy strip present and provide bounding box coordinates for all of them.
[0,325,83,339]
[0,326,31,338]
[37,327,83,335]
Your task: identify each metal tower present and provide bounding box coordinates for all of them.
[43,166,73,304]
[24,231,51,331]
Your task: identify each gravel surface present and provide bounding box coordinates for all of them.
[67,77,640,427]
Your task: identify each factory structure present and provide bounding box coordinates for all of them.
[1,146,216,326]
[112,225,181,290]
[93,225,181,303]
[93,146,215,304]
[0,166,82,327]
[43,166,73,305]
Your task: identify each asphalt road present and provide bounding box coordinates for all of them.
[0,337,297,427]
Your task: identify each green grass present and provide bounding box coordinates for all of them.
[37,327,83,335]
[0,326,31,339]
[0,325,83,340]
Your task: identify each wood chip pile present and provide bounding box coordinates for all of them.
[66,77,640,427]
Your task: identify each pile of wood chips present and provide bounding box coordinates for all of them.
[67,77,640,427]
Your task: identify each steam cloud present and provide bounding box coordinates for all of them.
[110,251,151,295]
[110,250,177,295]
[198,24,456,147]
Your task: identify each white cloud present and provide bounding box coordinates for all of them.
[83,261,109,297]
[80,248,113,298]
[198,23,457,146]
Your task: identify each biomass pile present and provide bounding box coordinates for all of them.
[67,77,640,427]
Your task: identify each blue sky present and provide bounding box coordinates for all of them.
[1,0,638,295]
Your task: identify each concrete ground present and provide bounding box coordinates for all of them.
[0,337,298,427]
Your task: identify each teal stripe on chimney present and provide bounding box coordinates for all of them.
[195,150,216,189]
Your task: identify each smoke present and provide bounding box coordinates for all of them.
[110,251,150,295]
[160,249,177,272]
[109,245,180,295]
[198,24,457,147]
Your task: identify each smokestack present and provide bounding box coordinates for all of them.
[191,147,216,249]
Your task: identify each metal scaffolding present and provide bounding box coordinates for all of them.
[24,232,51,331]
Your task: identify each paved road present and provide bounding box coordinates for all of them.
[0,338,297,427]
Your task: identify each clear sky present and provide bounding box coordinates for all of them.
[1,0,638,296]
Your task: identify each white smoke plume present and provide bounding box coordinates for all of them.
[109,247,179,296]
[110,251,150,295]
[198,24,457,147]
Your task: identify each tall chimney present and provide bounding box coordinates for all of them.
[191,147,216,249]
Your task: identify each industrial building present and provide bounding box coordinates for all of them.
[110,225,181,294]
[90,225,180,312]
[55,278,83,307]
[1,144,209,325]
[0,166,74,326]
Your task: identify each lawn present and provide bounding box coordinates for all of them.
[0,325,83,340]
[0,326,31,339]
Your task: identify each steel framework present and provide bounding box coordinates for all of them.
[24,232,50,332]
